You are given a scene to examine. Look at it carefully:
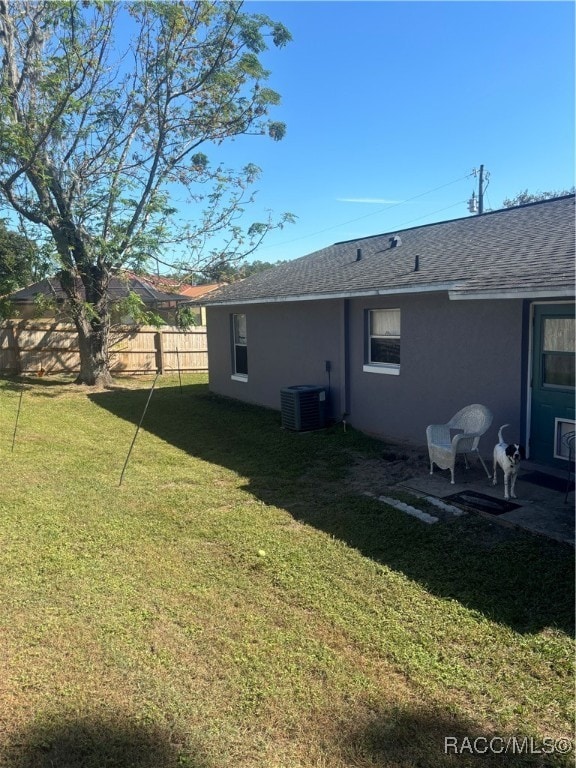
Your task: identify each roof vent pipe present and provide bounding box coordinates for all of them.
[414,254,420,272]
[356,248,362,261]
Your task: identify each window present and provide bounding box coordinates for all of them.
[232,313,248,379]
[364,309,400,375]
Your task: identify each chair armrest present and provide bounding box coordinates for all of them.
[426,424,451,445]
[452,431,481,452]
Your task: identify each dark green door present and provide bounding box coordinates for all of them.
[530,304,575,467]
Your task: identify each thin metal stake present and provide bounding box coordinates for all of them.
[11,382,25,452]
[119,372,160,486]
[175,346,183,395]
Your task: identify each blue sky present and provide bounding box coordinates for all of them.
[218,0,575,263]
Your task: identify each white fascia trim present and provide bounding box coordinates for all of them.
[204,282,459,307]
[449,287,575,301]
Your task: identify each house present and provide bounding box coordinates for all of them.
[175,283,224,325]
[7,273,193,325]
[196,195,576,469]
[118,274,224,324]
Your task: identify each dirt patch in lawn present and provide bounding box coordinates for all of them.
[344,442,429,497]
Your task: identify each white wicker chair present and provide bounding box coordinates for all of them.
[426,404,493,484]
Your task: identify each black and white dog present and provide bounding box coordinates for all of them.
[492,424,525,500]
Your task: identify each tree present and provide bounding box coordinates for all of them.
[0,220,51,295]
[240,258,289,279]
[0,220,54,317]
[192,257,288,284]
[0,0,292,385]
[193,256,244,285]
[503,187,575,207]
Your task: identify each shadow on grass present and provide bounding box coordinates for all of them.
[0,374,77,396]
[90,383,575,637]
[3,711,212,768]
[339,703,573,767]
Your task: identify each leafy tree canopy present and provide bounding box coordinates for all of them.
[0,219,53,296]
[503,187,575,207]
[191,257,289,284]
[0,0,293,384]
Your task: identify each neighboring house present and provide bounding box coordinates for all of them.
[7,273,193,324]
[176,283,224,325]
[199,195,575,469]
[120,274,224,324]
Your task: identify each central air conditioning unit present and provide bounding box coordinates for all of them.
[280,385,327,432]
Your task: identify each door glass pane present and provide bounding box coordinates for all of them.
[544,318,575,352]
[543,353,575,388]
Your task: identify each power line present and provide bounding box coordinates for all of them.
[258,172,474,250]
[386,199,469,230]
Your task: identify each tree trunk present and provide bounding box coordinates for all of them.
[52,226,114,387]
[74,315,114,387]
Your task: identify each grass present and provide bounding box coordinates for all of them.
[0,373,573,768]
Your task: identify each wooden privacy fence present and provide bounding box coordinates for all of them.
[0,321,208,375]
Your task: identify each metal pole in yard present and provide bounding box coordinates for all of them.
[119,371,160,486]
[175,346,183,395]
[11,382,25,452]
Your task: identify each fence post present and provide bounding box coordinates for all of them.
[155,328,164,373]
[7,323,22,374]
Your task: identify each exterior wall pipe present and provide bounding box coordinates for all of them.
[340,298,351,418]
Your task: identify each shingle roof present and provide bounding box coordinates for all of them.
[176,283,224,299]
[200,195,575,305]
[9,274,191,305]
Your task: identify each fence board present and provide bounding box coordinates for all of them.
[0,321,208,375]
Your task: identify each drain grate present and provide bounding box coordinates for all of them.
[445,490,521,515]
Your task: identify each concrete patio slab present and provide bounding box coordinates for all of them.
[397,460,575,547]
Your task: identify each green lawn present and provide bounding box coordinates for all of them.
[0,374,573,768]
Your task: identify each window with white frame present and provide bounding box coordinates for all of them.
[364,308,401,374]
[232,313,248,378]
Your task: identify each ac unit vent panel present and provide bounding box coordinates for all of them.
[280,385,327,432]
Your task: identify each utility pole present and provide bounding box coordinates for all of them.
[477,164,484,214]
[468,165,489,214]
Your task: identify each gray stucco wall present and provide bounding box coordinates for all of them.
[207,300,344,418]
[207,292,526,454]
[347,293,525,451]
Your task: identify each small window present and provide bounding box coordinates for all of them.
[364,309,400,374]
[232,313,248,378]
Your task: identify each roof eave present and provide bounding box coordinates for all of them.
[204,282,575,307]
[449,287,576,301]
[202,281,462,307]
